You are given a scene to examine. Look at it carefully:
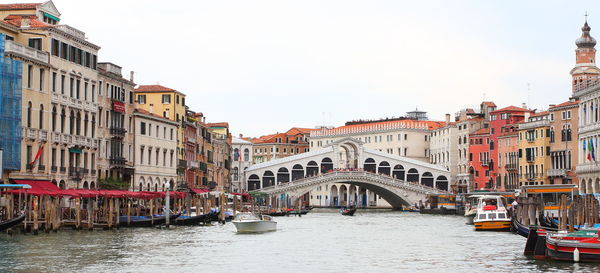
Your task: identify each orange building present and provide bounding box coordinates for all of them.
[248,127,315,163]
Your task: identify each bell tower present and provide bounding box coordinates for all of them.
[571,15,600,93]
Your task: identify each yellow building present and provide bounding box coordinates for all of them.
[518,111,551,186]
[133,85,187,186]
[0,1,102,189]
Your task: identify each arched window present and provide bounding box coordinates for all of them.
[243,148,249,161]
[321,157,333,173]
[363,158,376,173]
[51,106,57,131]
[263,171,275,188]
[306,161,319,176]
[248,174,261,191]
[232,167,239,181]
[38,104,44,129]
[406,168,419,183]
[421,172,434,187]
[277,167,290,183]
[435,175,449,191]
[378,161,391,175]
[392,164,405,180]
[233,148,240,161]
[292,164,304,181]
[27,102,32,127]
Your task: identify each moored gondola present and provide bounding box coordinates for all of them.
[174,213,212,225]
[0,213,26,232]
[118,213,180,228]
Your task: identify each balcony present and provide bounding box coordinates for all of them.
[38,165,45,172]
[109,127,127,137]
[59,166,66,173]
[519,119,550,131]
[525,174,536,181]
[187,160,200,169]
[109,157,126,166]
[548,168,567,177]
[178,159,187,169]
[26,164,33,171]
[69,167,83,178]
[52,132,61,143]
[4,40,49,64]
[51,166,57,173]
[480,160,489,167]
[91,169,96,175]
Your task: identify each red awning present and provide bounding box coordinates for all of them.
[5,179,61,196]
[191,188,210,194]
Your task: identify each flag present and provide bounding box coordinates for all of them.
[29,146,43,166]
[588,139,595,161]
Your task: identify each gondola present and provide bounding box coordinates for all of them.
[118,213,180,227]
[341,207,357,216]
[174,213,212,226]
[511,218,531,238]
[0,213,26,232]
[288,209,310,216]
[268,211,288,217]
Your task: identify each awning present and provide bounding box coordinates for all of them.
[191,188,210,194]
[6,179,60,196]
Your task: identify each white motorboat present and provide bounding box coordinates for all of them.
[232,213,277,233]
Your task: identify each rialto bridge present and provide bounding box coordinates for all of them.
[244,138,451,209]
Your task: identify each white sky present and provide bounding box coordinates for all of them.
[44,0,597,136]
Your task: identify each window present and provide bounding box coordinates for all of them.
[140,147,144,164]
[140,122,146,135]
[162,94,171,104]
[38,104,44,129]
[76,79,81,99]
[170,128,173,140]
[404,134,408,140]
[27,65,33,89]
[138,95,146,104]
[28,38,42,50]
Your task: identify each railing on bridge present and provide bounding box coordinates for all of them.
[256,170,448,195]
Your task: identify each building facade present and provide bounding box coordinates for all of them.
[231,136,253,192]
[249,127,313,164]
[132,109,178,191]
[548,101,579,185]
[96,62,135,188]
[518,112,551,186]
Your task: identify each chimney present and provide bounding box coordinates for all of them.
[149,103,154,114]
[239,133,243,138]
[445,114,451,123]
[130,71,135,82]
[522,103,527,109]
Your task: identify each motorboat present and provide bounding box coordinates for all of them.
[473,195,511,231]
[232,213,277,233]
[464,195,485,225]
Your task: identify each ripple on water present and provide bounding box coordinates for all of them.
[1,211,600,272]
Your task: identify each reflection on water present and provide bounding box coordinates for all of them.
[1,210,599,273]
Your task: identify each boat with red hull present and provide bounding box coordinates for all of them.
[545,230,600,262]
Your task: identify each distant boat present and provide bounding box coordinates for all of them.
[174,213,212,226]
[232,213,277,233]
[118,213,180,227]
[0,213,25,232]
[340,207,357,216]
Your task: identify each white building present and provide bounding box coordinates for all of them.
[307,116,446,207]
[429,114,457,179]
[231,136,253,192]
[132,109,178,191]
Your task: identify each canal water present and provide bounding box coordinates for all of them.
[1,210,599,273]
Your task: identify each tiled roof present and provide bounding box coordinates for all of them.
[207,122,229,128]
[0,3,40,10]
[4,15,51,28]
[470,128,490,136]
[134,108,175,122]
[491,105,531,113]
[549,100,579,109]
[134,84,177,93]
[530,111,549,117]
[482,101,497,107]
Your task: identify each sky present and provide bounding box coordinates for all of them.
[42,0,598,136]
